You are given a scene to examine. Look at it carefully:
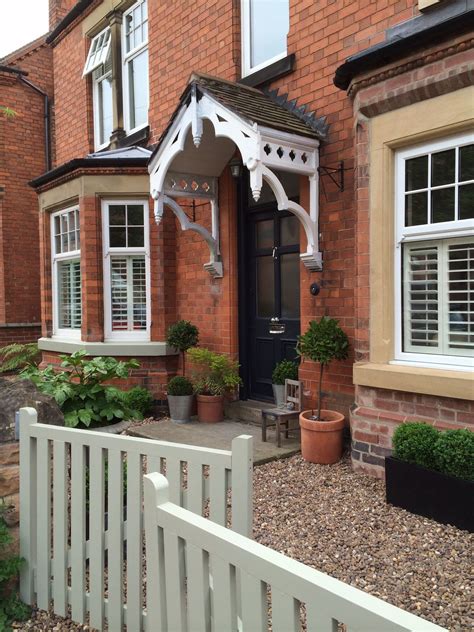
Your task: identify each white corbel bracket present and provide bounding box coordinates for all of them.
[154,194,223,278]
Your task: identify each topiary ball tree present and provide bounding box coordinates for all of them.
[296,316,349,420]
[392,422,439,470]
[433,428,474,481]
[166,320,199,376]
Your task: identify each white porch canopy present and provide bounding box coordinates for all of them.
[149,74,326,277]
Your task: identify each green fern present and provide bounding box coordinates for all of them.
[0,343,41,374]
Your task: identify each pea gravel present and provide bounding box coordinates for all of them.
[17,454,473,631]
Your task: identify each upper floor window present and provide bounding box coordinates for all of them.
[102,200,150,340]
[83,27,111,77]
[51,207,82,337]
[396,133,474,368]
[241,0,289,76]
[92,57,113,150]
[123,0,149,133]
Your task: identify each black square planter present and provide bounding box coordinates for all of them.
[385,456,473,533]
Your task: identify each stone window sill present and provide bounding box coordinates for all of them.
[353,362,473,401]
[238,54,295,88]
[38,337,177,357]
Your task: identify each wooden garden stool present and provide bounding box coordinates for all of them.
[261,379,302,448]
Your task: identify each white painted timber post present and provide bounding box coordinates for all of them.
[144,472,169,632]
[231,435,253,537]
[19,407,38,604]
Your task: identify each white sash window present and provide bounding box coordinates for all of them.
[102,200,150,340]
[83,27,111,77]
[241,0,289,76]
[395,133,474,368]
[123,0,148,133]
[51,207,82,338]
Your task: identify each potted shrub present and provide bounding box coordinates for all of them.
[296,316,349,464]
[187,347,241,423]
[167,376,194,424]
[386,423,474,532]
[271,359,298,406]
[166,320,199,376]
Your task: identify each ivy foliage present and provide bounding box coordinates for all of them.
[22,351,148,428]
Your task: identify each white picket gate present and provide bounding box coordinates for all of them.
[144,473,448,632]
[18,407,253,631]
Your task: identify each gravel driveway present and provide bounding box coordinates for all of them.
[18,454,473,631]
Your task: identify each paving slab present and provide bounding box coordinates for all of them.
[128,418,300,465]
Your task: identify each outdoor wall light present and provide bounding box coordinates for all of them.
[310,282,320,296]
[229,157,243,178]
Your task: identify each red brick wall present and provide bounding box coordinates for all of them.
[0,41,54,341]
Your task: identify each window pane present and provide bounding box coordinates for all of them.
[431,149,455,187]
[127,204,144,225]
[405,192,427,226]
[109,227,127,247]
[129,49,148,129]
[405,155,427,191]
[280,253,300,318]
[459,183,474,220]
[110,256,147,331]
[109,205,126,225]
[249,0,289,68]
[132,257,147,330]
[448,242,474,351]
[459,144,474,182]
[58,260,81,329]
[431,187,455,223]
[256,219,273,249]
[256,255,274,318]
[110,257,129,330]
[98,75,113,146]
[128,227,144,247]
[280,215,299,246]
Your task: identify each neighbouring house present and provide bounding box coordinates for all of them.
[0,36,54,347]
[22,0,473,477]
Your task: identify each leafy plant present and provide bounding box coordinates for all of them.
[0,106,16,119]
[0,507,30,630]
[272,359,298,385]
[392,422,439,470]
[0,343,41,374]
[122,386,154,416]
[296,316,349,420]
[22,351,143,428]
[167,376,193,396]
[433,429,474,481]
[166,320,199,375]
[187,347,241,397]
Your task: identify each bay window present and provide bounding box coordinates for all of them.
[123,0,149,133]
[396,133,474,368]
[241,0,289,76]
[51,207,82,338]
[102,200,150,340]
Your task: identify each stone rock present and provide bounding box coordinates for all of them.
[0,377,64,442]
[0,442,19,466]
[0,464,20,497]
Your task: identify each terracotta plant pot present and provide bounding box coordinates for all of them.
[299,410,345,464]
[196,394,224,423]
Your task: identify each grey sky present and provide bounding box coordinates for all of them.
[0,0,49,59]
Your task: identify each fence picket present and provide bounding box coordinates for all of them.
[70,442,86,622]
[36,438,51,611]
[89,446,105,630]
[52,441,68,617]
[144,474,167,632]
[186,544,210,632]
[166,457,182,505]
[163,530,187,632]
[305,604,338,632]
[240,572,267,632]
[210,555,236,632]
[126,452,143,631]
[19,408,37,604]
[187,460,204,516]
[107,449,124,630]
[230,436,253,537]
[209,464,227,526]
[271,589,299,632]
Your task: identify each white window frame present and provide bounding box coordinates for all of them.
[102,199,151,341]
[394,132,474,370]
[241,0,289,77]
[92,60,113,151]
[83,27,111,77]
[51,206,82,340]
[122,0,149,135]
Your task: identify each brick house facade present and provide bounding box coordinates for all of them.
[0,37,54,346]
[24,0,473,476]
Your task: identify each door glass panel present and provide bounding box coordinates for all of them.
[281,253,300,318]
[256,220,273,249]
[256,256,274,318]
[280,215,299,246]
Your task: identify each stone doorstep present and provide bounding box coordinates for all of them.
[225,399,276,425]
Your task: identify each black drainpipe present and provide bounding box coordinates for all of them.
[0,65,51,171]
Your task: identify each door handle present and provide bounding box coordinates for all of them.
[272,247,278,259]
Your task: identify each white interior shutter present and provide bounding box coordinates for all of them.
[446,241,474,355]
[58,260,81,329]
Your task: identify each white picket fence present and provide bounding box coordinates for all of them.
[18,407,253,631]
[144,472,447,632]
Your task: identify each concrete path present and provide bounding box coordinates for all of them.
[128,418,300,465]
